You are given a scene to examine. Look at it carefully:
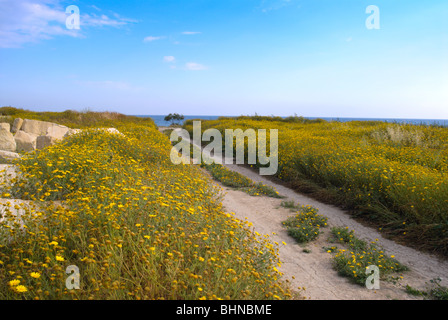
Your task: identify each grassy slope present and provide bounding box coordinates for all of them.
[0,108,292,300]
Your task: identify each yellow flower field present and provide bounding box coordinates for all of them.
[185,116,448,255]
[0,113,292,300]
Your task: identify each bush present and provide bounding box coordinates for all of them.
[282,205,327,243]
[329,227,407,285]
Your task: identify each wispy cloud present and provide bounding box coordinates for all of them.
[0,0,136,48]
[163,56,176,63]
[90,5,101,12]
[143,36,165,42]
[181,31,201,35]
[185,62,208,71]
[83,13,130,28]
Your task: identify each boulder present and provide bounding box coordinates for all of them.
[64,128,82,137]
[21,119,54,136]
[0,123,10,132]
[106,128,121,134]
[102,128,122,136]
[11,118,23,133]
[0,164,17,184]
[0,128,16,152]
[14,130,37,152]
[36,135,56,150]
[0,150,21,162]
[46,124,70,141]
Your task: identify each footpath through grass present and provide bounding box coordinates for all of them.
[184,116,448,256]
[201,162,282,198]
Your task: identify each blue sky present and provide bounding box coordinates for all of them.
[0,0,447,118]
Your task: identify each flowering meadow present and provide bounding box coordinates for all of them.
[0,111,292,300]
[185,117,448,255]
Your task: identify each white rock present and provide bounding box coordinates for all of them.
[11,118,23,133]
[46,125,70,141]
[0,164,17,185]
[14,130,37,152]
[103,128,122,135]
[21,119,54,136]
[0,150,21,162]
[36,135,56,150]
[0,128,16,152]
[0,123,10,132]
[64,128,82,137]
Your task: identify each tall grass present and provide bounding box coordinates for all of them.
[185,117,448,255]
[0,106,155,129]
[0,109,292,300]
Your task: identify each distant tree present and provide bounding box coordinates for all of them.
[164,113,184,126]
[164,113,173,124]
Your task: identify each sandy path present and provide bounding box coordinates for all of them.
[170,128,448,299]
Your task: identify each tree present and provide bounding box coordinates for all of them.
[164,113,185,126]
[164,113,173,124]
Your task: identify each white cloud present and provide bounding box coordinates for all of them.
[185,62,208,71]
[181,31,201,35]
[0,0,136,48]
[163,56,176,63]
[143,36,165,42]
[90,5,101,11]
[83,13,128,27]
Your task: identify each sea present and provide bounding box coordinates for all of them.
[138,115,448,127]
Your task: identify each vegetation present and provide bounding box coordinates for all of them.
[327,227,407,285]
[169,128,282,198]
[185,117,448,255]
[164,113,185,126]
[281,204,327,243]
[405,278,448,300]
[0,108,292,300]
[280,200,300,211]
[0,106,154,129]
[201,162,282,198]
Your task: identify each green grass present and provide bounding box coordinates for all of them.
[0,106,156,129]
[279,201,300,211]
[405,278,448,300]
[328,227,408,286]
[282,204,328,243]
[201,162,282,198]
[405,285,427,297]
[428,278,448,300]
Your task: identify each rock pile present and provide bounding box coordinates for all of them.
[0,118,78,162]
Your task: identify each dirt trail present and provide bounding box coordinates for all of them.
[170,128,448,299]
